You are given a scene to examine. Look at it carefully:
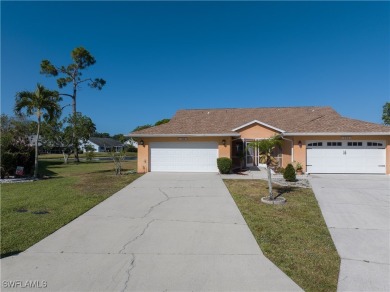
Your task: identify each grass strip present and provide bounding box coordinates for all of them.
[224,179,340,292]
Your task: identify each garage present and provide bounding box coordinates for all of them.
[150,142,218,172]
[306,140,386,174]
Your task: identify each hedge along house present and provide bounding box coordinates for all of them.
[129,107,390,174]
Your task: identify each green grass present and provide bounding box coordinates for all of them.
[39,152,137,159]
[1,159,142,258]
[224,179,340,292]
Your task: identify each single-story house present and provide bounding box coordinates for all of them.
[80,137,124,153]
[129,107,390,174]
[124,138,138,149]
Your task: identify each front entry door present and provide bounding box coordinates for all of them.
[246,142,254,167]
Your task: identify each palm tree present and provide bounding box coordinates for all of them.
[14,84,62,178]
[248,136,282,201]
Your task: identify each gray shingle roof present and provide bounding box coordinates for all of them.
[89,137,123,147]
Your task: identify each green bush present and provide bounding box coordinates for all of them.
[1,150,34,178]
[217,157,232,174]
[283,163,296,182]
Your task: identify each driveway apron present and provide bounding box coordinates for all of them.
[310,174,390,292]
[2,173,301,291]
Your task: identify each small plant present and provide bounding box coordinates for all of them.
[293,161,303,171]
[84,145,95,161]
[217,157,232,174]
[275,167,285,174]
[284,163,296,182]
[111,150,127,175]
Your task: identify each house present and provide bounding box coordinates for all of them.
[129,106,390,174]
[124,138,138,149]
[81,137,124,153]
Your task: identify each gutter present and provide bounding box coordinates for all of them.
[283,132,390,136]
[128,133,241,138]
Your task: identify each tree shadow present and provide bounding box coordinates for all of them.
[274,186,298,199]
[38,160,63,177]
[1,250,22,259]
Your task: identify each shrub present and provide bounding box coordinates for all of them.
[217,157,232,174]
[275,167,285,174]
[1,150,34,178]
[284,163,296,182]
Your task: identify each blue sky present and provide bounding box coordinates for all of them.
[2,1,389,135]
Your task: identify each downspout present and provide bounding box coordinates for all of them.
[281,134,294,163]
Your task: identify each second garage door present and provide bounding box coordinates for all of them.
[306,140,386,174]
[150,142,218,172]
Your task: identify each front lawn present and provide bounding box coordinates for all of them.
[1,159,141,258]
[224,179,340,292]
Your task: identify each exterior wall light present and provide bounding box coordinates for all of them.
[139,139,145,146]
[222,139,226,146]
[298,140,302,148]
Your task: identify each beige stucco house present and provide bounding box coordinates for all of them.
[130,106,390,175]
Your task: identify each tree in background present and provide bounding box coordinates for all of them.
[154,118,170,126]
[382,102,390,125]
[133,124,153,132]
[14,84,62,177]
[40,47,106,162]
[132,118,170,132]
[64,113,96,153]
[248,136,282,201]
[41,114,96,164]
[93,132,111,138]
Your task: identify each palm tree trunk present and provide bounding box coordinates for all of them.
[267,166,273,200]
[72,86,79,163]
[34,115,41,178]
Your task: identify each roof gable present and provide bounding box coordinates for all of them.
[232,120,285,133]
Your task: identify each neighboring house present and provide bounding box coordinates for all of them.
[81,137,124,153]
[28,135,42,148]
[129,106,390,174]
[28,135,63,154]
[124,138,138,149]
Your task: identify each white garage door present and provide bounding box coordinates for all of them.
[150,142,218,172]
[307,140,386,174]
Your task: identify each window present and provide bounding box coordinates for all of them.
[347,142,363,147]
[327,142,342,146]
[367,142,383,147]
[307,142,323,147]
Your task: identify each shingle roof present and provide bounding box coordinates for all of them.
[130,106,390,136]
[89,137,123,147]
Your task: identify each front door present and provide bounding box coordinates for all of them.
[246,142,254,167]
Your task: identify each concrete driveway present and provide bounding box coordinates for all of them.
[310,174,390,292]
[2,173,301,291]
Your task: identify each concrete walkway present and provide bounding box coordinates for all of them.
[310,174,390,292]
[2,173,301,291]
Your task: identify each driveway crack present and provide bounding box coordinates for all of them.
[119,219,156,254]
[121,253,136,292]
[142,188,171,218]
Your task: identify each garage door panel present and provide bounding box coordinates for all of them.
[307,141,386,174]
[150,142,218,172]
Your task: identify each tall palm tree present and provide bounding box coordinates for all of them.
[14,84,62,178]
[248,135,282,201]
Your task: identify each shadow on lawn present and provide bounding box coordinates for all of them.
[38,160,63,177]
[274,186,298,199]
[1,250,22,259]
